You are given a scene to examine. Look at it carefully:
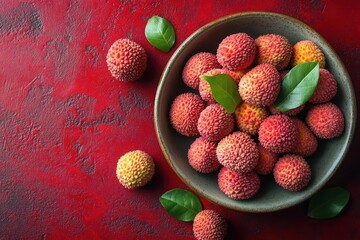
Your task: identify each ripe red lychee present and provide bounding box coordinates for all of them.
[234,102,269,135]
[258,115,297,153]
[197,104,234,141]
[290,118,318,157]
[255,144,279,175]
[273,154,311,191]
[306,102,345,139]
[218,167,260,200]
[182,52,221,89]
[239,63,280,107]
[188,137,220,174]
[309,68,337,104]
[268,104,305,116]
[193,210,227,240]
[216,131,259,173]
[255,34,292,70]
[170,93,205,136]
[216,33,257,71]
[106,38,147,82]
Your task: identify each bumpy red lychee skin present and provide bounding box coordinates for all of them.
[188,137,221,174]
[106,38,147,82]
[309,69,338,104]
[255,34,293,70]
[255,144,279,175]
[199,68,243,104]
[216,33,257,71]
[182,52,221,89]
[306,102,345,139]
[258,115,297,153]
[197,104,234,141]
[239,63,280,107]
[273,155,311,191]
[234,102,269,135]
[290,118,318,157]
[268,104,305,116]
[193,210,227,240]
[170,93,205,136]
[218,167,260,200]
[216,131,259,173]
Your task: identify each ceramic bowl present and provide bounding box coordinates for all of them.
[154,12,356,212]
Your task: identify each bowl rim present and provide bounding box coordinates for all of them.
[154,11,357,212]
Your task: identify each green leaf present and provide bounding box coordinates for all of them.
[159,188,203,222]
[308,187,350,219]
[201,74,241,113]
[274,62,320,112]
[145,16,175,52]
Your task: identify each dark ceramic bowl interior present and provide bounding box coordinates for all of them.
[154,12,356,212]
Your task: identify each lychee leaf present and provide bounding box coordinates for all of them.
[201,74,241,113]
[145,16,175,52]
[308,187,350,219]
[274,62,319,112]
[160,188,202,222]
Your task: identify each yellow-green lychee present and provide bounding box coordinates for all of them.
[116,150,155,189]
[291,40,325,68]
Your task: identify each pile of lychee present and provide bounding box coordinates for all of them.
[169,33,345,200]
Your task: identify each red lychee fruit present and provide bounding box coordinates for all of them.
[193,210,227,240]
[255,144,279,175]
[239,63,280,107]
[170,93,205,136]
[234,102,269,135]
[188,137,220,174]
[197,104,234,141]
[216,33,257,71]
[290,118,318,157]
[182,52,221,89]
[106,39,147,82]
[258,115,297,153]
[216,131,259,173]
[218,167,260,200]
[309,69,337,104]
[255,34,292,70]
[273,154,311,191]
[306,102,345,139]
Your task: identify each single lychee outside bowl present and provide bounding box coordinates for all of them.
[154,12,356,212]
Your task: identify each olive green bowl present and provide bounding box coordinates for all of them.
[154,12,356,212]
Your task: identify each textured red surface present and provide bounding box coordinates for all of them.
[1,1,359,239]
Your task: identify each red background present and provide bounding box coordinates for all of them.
[1,1,359,239]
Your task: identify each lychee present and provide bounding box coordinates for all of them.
[239,63,280,107]
[216,131,258,173]
[309,69,337,104]
[116,150,155,189]
[182,52,221,89]
[188,137,220,174]
[273,154,311,191]
[234,102,269,135]
[255,34,292,70]
[170,93,206,136]
[291,40,326,68]
[193,210,227,240]
[216,33,257,71]
[218,167,260,200]
[258,115,297,153]
[197,104,234,141]
[306,102,345,139]
[106,39,147,82]
[199,69,243,104]
[291,118,318,157]
[255,144,279,175]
